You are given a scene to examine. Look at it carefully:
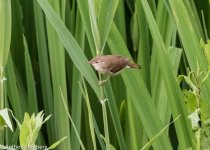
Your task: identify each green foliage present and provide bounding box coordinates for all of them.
[0,109,13,132]
[179,68,210,149]
[47,137,67,150]
[19,111,65,150]
[0,0,12,143]
[204,40,210,65]
[19,111,51,147]
[1,0,210,149]
[0,0,11,68]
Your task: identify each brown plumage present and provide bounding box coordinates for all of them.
[88,55,141,75]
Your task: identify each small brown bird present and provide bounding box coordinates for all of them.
[88,55,141,84]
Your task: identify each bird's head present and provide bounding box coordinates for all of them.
[88,57,104,70]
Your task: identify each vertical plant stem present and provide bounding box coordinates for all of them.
[196,129,201,150]
[80,78,97,150]
[99,74,110,150]
[0,67,5,144]
[0,67,4,109]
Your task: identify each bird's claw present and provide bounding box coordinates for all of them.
[98,80,106,85]
[98,77,110,85]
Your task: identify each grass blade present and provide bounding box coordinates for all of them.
[37,0,100,97]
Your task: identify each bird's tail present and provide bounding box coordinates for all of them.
[127,63,141,69]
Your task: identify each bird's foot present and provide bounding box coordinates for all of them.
[98,76,110,85]
[98,80,107,85]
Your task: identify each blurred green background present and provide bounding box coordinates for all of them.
[0,0,210,149]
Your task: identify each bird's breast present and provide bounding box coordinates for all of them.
[92,63,107,74]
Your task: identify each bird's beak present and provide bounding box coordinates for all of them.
[86,60,93,64]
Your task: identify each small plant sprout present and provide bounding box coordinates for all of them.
[178,62,210,149]
[19,111,66,150]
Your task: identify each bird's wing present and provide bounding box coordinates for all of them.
[105,56,129,73]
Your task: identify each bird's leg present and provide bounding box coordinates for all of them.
[99,76,110,85]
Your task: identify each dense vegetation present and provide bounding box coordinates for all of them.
[0,0,210,149]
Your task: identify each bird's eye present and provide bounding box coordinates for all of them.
[95,61,98,63]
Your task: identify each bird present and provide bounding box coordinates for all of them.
[88,55,141,84]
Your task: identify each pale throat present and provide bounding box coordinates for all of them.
[92,62,108,74]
